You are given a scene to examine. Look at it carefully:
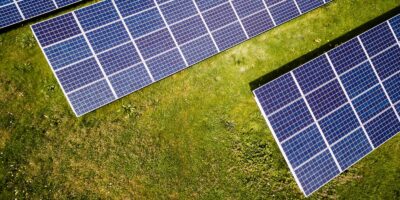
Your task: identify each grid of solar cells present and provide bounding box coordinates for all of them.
[32,0,330,116]
[0,0,82,29]
[254,14,400,196]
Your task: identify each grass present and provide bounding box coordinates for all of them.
[0,0,400,199]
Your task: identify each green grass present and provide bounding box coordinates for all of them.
[1,0,400,199]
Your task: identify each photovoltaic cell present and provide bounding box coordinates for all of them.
[32,0,330,116]
[0,0,81,29]
[254,15,400,196]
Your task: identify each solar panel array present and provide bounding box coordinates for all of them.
[32,0,331,116]
[0,0,82,29]
[254,14,400,196]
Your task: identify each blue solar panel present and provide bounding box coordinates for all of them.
[331,128,372,170]
[160,0,197,24]
[0,0,81,29]
[364,109,400,147]
[268,0,300,25]
[328,38,368,74]
[319,104,360,145]
[390,15,400,39]
[282,125,327,169]
[147,49,186,81]
[213,22,247,51]
[97,43,141,75]
[241,10,274,37]
[296,0,324,13]
[56,58,103,93]
[383,72,400,103]
[352,86,390,123]
[44,36,92,70]
[340,62,379,99]
[170,16,208,44]
[109,64,153,98]
[0,0,13,6]
[293,56,335,94]
[359,23,397,56]
[269,99,314,142]
[295,150,340,196]
[86,22,131,53]
[33,13,81,47]
[32,0,330,116]
[254,15,400,196]
[371,45,400,80]
[19,0,56,19]
[0,4,23,28]
[306,80,347,119]
[254,73,301,115]
[67,80,116,115]
[181,35,218,65]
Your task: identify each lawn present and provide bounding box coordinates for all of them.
[0,0,400,199]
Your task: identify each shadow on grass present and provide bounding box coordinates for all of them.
[249,5,400,91]
[0,0,91,34]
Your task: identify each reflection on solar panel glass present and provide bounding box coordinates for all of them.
[254,14,400,196]
[0,0,82,28]
[32,0,330,116]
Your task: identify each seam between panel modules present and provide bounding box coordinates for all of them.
[261,0,277,26]
[71,12,118,99]
[387,20,400,122]
[43,0,320,74]
[267,97,303,118]
[110,0,155,82]
[30,26,78,116]
[281,101,349,144]
[294,148,328,171]
[357,36,400,122]
[281,102,350,145]
[330,127,362,149]
[388,21,400,48]
[228,0,249,39]
[66,78,105,95]
[253,94,306,195]
[13,0,25,20]
[0,1,19,8]
[192,0,220,52]
[290,71,343,172]
[268,0,287,9]
[281,123,315,144]
[264,42,397,120]
[365,106,392,125]
[325,53,375,149]
[153,0,189,67]
[293,0,303,14]
[51,0,59,8]
[202,2,230,13]
[43,34,83,49]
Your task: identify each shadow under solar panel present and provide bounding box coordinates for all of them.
[254,14,400,196]
[31,0,331,116]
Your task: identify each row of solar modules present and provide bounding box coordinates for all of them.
[254,14,400,196]
[0,0,82,29]
[32,0,331,116]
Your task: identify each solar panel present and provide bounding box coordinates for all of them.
[253,14,400,196]
[0,0,82,29]
[31,0,330,116]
